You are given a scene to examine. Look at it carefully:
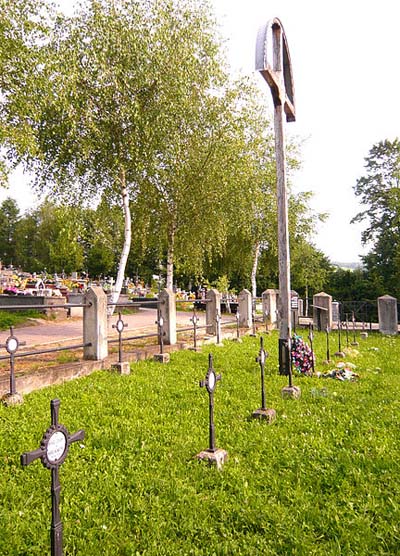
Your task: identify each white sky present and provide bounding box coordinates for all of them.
[6,0,400,263]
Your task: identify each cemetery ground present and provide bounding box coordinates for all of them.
[1,331,400,555]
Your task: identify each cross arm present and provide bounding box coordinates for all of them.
[21,446,44,467]
[255,17,296,122]
[68,429,85,446]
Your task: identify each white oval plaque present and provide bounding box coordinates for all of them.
[47,431,67,463]
[116,320,124,333]
[208,371,216,391]
[7,337,18,352]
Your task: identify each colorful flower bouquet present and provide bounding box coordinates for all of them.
[291,334,315,375]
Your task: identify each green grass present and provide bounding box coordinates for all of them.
[1,330,400,555]
[0,309,44,331]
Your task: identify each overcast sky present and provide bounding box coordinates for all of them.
[6,0,400,263]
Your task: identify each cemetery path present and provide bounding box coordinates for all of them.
[0,308,208,349]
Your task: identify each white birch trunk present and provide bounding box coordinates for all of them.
[166,223,175,290]
[251,240,260,299]
[108,168,131,317]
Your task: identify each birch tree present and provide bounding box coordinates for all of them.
[1,0,229,310]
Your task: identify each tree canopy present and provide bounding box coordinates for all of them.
[353,138,400,297]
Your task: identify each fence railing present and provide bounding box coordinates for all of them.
[0,287,396,402]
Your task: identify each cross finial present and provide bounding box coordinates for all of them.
[255,17,296,122]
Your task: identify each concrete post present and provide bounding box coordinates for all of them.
[378,295,398,335]
[313,292,332,331]
[262,289,279,331]
[238,289,252,328]
[83,286,108,360]
[159,288,176,345]
[206,289,221,336]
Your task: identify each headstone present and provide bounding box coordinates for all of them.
[67,292,84,318]
[83,287,108,361]
[378,295,398,335]
[158,288,176,345]
[313,292,333,331]
[238,289,252,328]
[206,289,221,336]
[262,289,279,331]
[291,290,299,330]
[332,301,340,323]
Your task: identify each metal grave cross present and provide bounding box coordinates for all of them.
[252,336,276,422]
[190,306,200,350]
[255,335,269,411]
[256,18,298,395]
[199,353,222,453]
[308,323,315,376]
[112,312,128,363]
[1,326,26,400]
[235,309,241,340]
[155,313,164,354]
[21,398,85,556]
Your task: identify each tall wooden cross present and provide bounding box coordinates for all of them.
[256,18,295,382]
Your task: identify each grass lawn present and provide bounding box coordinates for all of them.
[0,309,45,331]
[1,330,400,555]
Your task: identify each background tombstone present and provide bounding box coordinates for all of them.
[206,289,221,336]
[291,290,299,330]
[83,286,108,360]
[238,289,253,328]
[262,289,279,331]
[159,288,176,345]
[313,292,333,331]
[332,301,340,325]
[378,295,398,335]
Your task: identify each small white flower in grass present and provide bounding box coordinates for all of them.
[102,524,107,530]
[79,444,85,449]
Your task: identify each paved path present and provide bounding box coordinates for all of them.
[0,308,210,349]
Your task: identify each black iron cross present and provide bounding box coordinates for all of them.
[325,326,331,361]
[0,326,26,396]
[21,399,85,556]
[190,307,200,350]
[112,312,128,363]
[235,310,241,340]
[308,323,315,376]
[215,311,221,345]
[337,318,342,352]
[255,336,269,410]
[155,312,164,354]
[199,354,221,453]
